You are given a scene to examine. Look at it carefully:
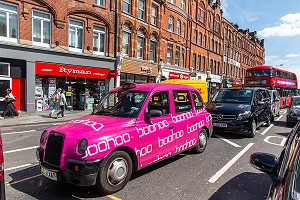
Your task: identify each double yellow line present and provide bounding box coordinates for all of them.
[5,174,122,200]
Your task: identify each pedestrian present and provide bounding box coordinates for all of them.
[0,88,19,118]
[56,89,67,118]
[49,88,61,118]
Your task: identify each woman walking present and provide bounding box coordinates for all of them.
[56,89,67,118]
[1,88,19,118]
[49,88,61,117]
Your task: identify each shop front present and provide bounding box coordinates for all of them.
[119,58,158,85]
[35,62,110,111]
[160,64,190,81]
[209,74,222,97]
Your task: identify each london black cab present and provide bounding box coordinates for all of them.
[205,87,271,137]
[286,96,300,127]
[250,121,300,200]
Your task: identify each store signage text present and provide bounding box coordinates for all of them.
[141,67,152,75]
[223,56,240,67]
[35,62,109,79]
[169,72,189,80]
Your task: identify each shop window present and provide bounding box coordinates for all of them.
[69,19,84,53]
[123,0,131,14]
[93,26,106,56]
[168,16,174,32]
[150,35,156,62]
[122,24,131,56]
[94,0,105,6]
[0,2,18,43]
[0,63,10,76]
[137,30,145,59]
[138,0,145,20]
[127,74,134,82]
[32,10,51,47]
[151,5,157,26]
[167,44,173,64]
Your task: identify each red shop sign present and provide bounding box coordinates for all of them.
[233,81,242,86]
[109,70,118,78]
[35,62,109,79]
[169,72,189,80]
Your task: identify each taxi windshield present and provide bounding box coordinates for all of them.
[211,89,253,104]
[93,90,148,118]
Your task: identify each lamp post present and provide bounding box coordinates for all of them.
[206,71,212,101]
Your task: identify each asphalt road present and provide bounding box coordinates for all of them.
[1,110,291,200]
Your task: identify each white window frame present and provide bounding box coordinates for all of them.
[94,0,105,6]
[136,31,145,59]
[122,25,131,56]
[181,0,185,10]
[168,16,174,32]
[0,62,10,77]
[138,0,145,20]
[93,26,106,56]
[176,20,181,35]
[69,19,84,53]
[0,2,18,43]
[167,44,173,65]
[123,0,131,14]
[151,5,157,26]
[150,35,156,62]
[32,10,51,48]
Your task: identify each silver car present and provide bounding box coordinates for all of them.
[268,90,280,121]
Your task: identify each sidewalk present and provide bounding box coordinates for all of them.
[0,110,92,128]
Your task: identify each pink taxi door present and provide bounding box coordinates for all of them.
[135,90,176,168]
[172,90,207,153]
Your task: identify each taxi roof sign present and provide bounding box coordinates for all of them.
[228,86,243,90]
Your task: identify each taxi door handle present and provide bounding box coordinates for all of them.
[169,126,174,130]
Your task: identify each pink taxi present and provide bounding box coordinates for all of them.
[36,82,213,194]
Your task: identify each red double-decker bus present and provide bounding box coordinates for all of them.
[245,65,298,108]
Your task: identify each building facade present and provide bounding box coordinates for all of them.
[0,0,116,113]
[0,0,265,113]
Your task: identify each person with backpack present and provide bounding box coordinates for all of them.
[49,88,61,118]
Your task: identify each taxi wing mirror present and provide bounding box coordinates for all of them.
[250,152,278,175]
[145,110,162,119]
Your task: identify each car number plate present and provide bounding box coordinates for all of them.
[213,123,227,127]
[41,167,57,181]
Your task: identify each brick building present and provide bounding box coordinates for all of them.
[0,0,116,113]
[0,0,265,113]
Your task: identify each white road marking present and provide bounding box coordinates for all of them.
[209,143,254,183]
[215,135,241,147]
[260,124,274,135]
[4,146,39,154]
[275,115,284,121]
[5,164,36,172]
[1,130,36,136]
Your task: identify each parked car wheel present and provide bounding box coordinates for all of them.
[192,129,208,153]
[270,112,275,122]
[248,119,257,138]
[96,151,133,195]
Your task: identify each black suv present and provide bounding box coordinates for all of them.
[205,87,271,137]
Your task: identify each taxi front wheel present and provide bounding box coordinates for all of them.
[192,129,208,153]
[96,151,133,195]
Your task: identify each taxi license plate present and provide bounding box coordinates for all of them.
[213,123,227,127]
[41,167,57,181]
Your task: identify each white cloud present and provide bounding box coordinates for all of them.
[258,13,300,37]
[286,54,299,58]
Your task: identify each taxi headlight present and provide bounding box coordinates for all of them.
[237,111,251,120]
[78,139,88,154]
[40,130,47,143]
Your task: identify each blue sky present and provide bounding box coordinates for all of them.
[221,0,300,87]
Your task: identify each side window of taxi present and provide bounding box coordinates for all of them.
[173,90,192,113]
[192,91,203,110]
[148,91,170,115]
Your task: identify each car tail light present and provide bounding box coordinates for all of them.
[0,133,4,181]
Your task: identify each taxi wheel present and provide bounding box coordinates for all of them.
[248,120,257,138]
[192,129,208,153]
[96,151,133,195]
